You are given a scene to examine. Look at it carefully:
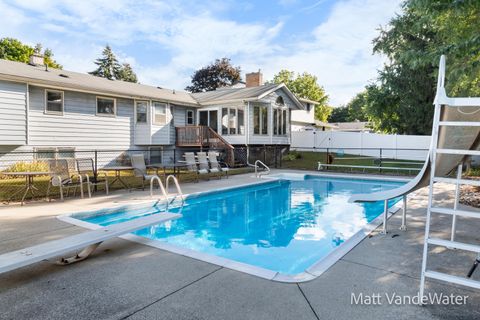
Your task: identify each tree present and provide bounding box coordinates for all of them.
[117,63,138,83]
[328,106,349,123]
[89,45,122,80]
[0,37,62,69]
[362,0,480,134]
[346,91,368,122]
[270,70,331,122]
[185,58,241,92]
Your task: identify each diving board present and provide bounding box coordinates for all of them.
[0,212,181,275]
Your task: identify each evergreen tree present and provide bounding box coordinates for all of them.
[89,45,121,80]
[117,63,138,83]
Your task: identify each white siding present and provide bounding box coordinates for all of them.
[0,80,27,145]
[29,85,134,148]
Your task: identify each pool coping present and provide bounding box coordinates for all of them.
[58,171,413,283]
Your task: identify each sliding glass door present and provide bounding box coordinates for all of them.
[198,110,218,132]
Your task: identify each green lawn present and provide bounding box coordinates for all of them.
[0,167,252,202]
[279,151,423,175]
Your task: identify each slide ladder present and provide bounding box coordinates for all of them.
[419,56,480,297]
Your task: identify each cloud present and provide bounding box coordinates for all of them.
[0,0,401,104]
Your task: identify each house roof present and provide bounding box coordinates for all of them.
[314,120,338,128]
[332,121,371,131]
[0,59,199,106]
[0,59,305,109]
[299,97,320,105]
[191,83,305,109]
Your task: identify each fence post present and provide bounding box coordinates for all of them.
[274,145,278,168]
[326,148,329,165]
[94,150,98,192]
[173,148,176,164]
[263,145,267,164]
[379,148,383,173]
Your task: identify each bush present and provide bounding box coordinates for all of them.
[282,150,302,161]
[4,161,49,174]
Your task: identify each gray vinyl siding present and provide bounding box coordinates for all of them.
[28,86,134,148]
[0,80,27,145]
[170,105,187,144]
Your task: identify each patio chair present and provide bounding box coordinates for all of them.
[185,152,208,182]
[76,158,109,198]
[208,152,229,179]
[46,159,84,201]
[196,152,214,180]
[131,153,159,191]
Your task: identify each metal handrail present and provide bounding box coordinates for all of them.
[166,175,184,204]
[150,176,168,198]
[254,160,270,178]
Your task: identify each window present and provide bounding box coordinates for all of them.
[273,107,288,136]
[35,147,75,159]
[57,148,75,159]
[136,101,148,123]
[186,110,194,125]
[36,148,56,159]
[253,105,268,135]
[45,90,63,114]
[153,102,167,125]
[149,147,162,164]
[237,108,244,135]
[221,107,244,135]
[97,97,116,116]
[199,110,218,132]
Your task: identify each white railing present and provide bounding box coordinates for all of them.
[150,176,168,198]
[166,175,184,204]
[254,160,270,178]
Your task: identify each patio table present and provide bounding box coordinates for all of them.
[148,163,190,182]
[2,171,51,205]
[101,166,134,190]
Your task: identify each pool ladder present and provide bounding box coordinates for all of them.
[254,160,270,178]
[151,175,184,208]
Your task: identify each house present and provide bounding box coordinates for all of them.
[332,121,372,133]
[290,98,337,131]
[0,59,304,167]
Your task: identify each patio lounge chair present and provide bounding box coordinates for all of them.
[76,158,109,198]
[131,153,160,192]
[46,159,84,201]
[208,152,229,178]
[185,152,208,182]
[196,152,213,180]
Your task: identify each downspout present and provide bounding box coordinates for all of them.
[246,101,251,166]
[26,83,29,145]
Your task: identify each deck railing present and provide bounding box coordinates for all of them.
[175,126,235,167]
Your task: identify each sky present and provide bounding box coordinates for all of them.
[0,0,402,106]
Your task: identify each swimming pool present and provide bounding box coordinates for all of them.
[63,174,405,281]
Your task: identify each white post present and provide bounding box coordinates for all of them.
[400,195,407,231]
[382,199,388,234]
[451,164,462,241]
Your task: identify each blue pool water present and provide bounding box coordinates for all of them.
[73,175,404,275]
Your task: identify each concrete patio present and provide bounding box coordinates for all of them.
[0,170,479,320]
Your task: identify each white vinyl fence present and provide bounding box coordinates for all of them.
[291,131,431,161]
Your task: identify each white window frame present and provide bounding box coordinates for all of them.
[135,100,149,124]
[44,89,64,115]
[34,147,76,159]
[221,106,245,136]
[253,105,269,136]
[96,96,117,117]
[153,101,167,125]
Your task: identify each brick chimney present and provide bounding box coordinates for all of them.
[29,54,44,66]
[245,70,263,87]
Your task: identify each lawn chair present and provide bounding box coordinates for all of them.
[131,153,160,192]
[76,158,109,198]
[208,152,229,179]
[196,152,213,180]
[185,152,208,182]
[46,159,84,201]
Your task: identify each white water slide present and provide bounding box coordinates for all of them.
[349,56,480,204]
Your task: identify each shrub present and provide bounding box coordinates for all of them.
[4,161,49,174]
[282,151,302,161]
